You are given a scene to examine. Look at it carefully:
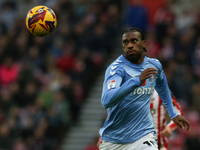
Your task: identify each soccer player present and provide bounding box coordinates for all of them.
[150,90,183,150]
[98,27,189,150]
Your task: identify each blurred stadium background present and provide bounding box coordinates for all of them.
[0,0,199,150]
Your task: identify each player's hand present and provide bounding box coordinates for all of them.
[96,137,102,147]
[161,124,172,138]
[172,115,190,130]
[139,68,157,85]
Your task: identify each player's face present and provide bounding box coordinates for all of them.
[122,31,145,64]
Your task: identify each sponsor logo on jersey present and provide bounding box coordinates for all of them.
[130,87,154,95]
[107,79,116,90]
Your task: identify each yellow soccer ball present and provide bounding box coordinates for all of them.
[26,5,57,37]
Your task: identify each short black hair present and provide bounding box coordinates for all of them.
[121,27,146,52]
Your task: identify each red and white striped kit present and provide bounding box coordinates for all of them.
[150,90,183,150]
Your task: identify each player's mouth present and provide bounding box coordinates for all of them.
[128,50,137,55]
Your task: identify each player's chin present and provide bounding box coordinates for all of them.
[127,55,139,63]
[127,54,138,59]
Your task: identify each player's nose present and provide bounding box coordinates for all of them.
[128,42,134,49]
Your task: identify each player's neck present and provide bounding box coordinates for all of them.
[135,56,144,65]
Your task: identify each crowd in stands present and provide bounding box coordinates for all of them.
[0,0,122,149]
[0,0,200,150]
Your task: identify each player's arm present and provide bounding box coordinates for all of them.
[167,95,183,129]
[155,68,189,130]
[162,95,183,138]
[101,66,157,109]
[161,124,173,138]
[97,136,102,148]
[101,67,141,108]
[155,70,177,117]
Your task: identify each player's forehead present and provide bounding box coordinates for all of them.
[122,31,141,41]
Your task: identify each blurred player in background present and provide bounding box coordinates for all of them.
[150,89,183,150]
[98,27,189,150]
[97,89,183,150]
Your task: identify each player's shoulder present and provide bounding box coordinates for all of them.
[106,55,125,74]
[107,55,125,69]
[145,56,162,70]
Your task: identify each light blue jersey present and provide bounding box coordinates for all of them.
[99,55,177,144]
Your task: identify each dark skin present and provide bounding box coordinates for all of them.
[122,31,190,131]
[122,31,145,65]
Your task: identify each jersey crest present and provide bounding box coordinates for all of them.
[150,74,155,82]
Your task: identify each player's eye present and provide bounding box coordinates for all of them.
[123,40,128,45]
[131,39,137,43]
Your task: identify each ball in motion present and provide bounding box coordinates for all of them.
[26,5,57,37]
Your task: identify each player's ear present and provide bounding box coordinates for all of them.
[142,40,145,48]
[142,40,146,52]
